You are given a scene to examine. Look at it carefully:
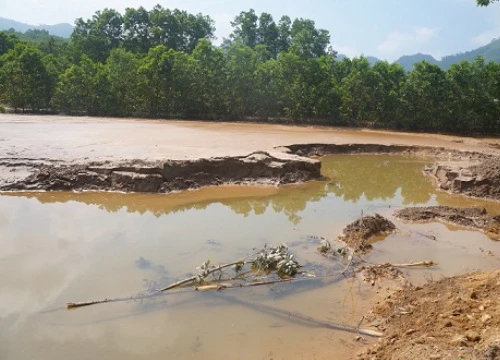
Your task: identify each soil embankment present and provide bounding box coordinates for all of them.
[0,152,320,193]
[428,159,500,201]
[285,143,493,160]
[358,269,500,360]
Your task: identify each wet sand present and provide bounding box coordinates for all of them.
[1,114,498,162]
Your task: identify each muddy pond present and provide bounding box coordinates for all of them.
[1,155,500,360]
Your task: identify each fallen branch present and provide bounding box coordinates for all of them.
[195,278,295,291]
[67,255,256,310]
[214,293,383,338]
[390,261,436,268]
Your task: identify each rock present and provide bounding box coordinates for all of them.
[481,314,492,324]
[465,330,481,342]
[450,335,467,346]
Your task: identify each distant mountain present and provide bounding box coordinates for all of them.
[337,54,382,65]
[395,53,439,71]
[395,38,500,71]
[0,17,73,38]
[439,38,500,68]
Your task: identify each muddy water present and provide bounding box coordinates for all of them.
[1,155,500,360]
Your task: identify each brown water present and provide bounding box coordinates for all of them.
[1,155,500,360]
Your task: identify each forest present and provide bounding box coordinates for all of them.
[0,6,499,135]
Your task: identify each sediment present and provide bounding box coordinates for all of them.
[338,214,397,252]
[284,143,493,160]
[0,151,321,193]
[427,158,500,201]
[395,206,500,240]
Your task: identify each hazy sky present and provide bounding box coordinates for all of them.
[3,0,500,61]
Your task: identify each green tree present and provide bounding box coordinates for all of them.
[53,56,104,114]
[0,43,51,111]
[401,61,451,131]
[290,18,330,58]
[123,6,151,53]
[257,13,280,58]
[71,8,124,62]
[230,9,259,48]
[104,48,140,116]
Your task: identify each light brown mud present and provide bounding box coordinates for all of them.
[0,152,320,193]
[395,206,500,240]
[358,269,500,360]
[1,115,499,193]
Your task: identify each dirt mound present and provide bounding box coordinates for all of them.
[357,269,500,360]
[395,206,500,239]
[428,159,500,201]
[339,214,396,252]
[0,152,321,193]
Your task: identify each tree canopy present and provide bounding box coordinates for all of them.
[0,6,499,135]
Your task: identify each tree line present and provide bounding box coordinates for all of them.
[0,6,499,135]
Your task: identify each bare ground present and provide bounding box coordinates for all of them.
[357,269,500,360]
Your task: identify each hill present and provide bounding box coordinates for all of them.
[0,17,73,38]
[394,38,500,71]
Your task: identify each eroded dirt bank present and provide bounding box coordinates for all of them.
[0,152,320,193]
[358,269,500,360]
[428,159,500,201]
[285,143,494,160]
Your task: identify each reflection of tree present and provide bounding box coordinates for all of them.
[7,155,436,224]
[323,155,433,205]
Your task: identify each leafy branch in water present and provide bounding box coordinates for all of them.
[252,243,300,277]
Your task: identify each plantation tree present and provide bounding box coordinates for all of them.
[254,58,284,118]
[0,43,51,111]
[190,40,227,118]
[123,6,152,53]
[53,56,104,114]
[277,16,292,53]
[223,44,259,118]
[71,8,124,62]
[104,48,140,116]
[289,19,330,58]
[257,13,280,58]
[230,9,259,48]
[149,6,215,52]
[401,61,451,131]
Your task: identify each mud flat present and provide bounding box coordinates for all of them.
[396,206,500,240]
[1,114,500,193]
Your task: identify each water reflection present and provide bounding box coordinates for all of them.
[322,155,433,204]
[3,155,436,221]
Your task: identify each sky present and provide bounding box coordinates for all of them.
[2,0,500,61]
